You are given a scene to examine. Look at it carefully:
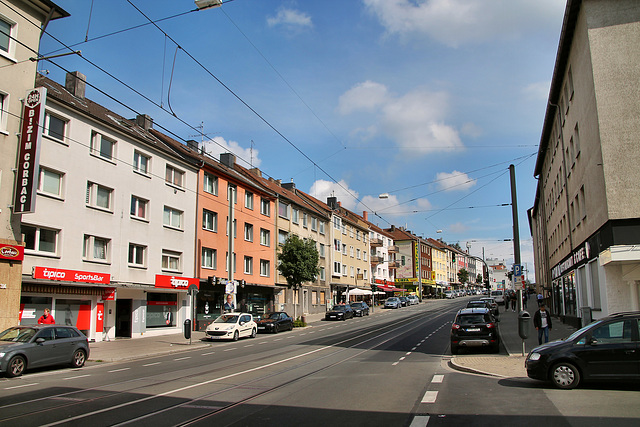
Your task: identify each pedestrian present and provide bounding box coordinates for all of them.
[37,308,55,324]
[522,292,527,309]
[533,303,552,345]
[537,292,543,306]
[510,293,516,312]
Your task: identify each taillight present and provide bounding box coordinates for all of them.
[486,323,495,329]
[452,323,461,330]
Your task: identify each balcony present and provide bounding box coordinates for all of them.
[370,255,383,264]
[370,237,383,247]
[388,261,399,269]
[387,245,399,253]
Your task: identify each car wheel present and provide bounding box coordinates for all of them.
[289,322,294,331]
[274,324,279,333]
[250,328,257,338]
[232,330,239,341]
[7,355,26,378]
[71,349,87,368]
[551,362,580,389]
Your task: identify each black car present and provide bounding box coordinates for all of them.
[350,302,370,317]
[256,312,294,333]
[398,296,409,307]
[450,308,499,355]
[325,305,354,321]
[0,325,89,377]
[467,300,499,320]
[526,311,640,389]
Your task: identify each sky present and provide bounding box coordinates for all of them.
[37,0,568,283]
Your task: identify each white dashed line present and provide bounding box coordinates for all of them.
[432,374,444,383]
[399,357,406,361]
[4,383,38,390]
[108,368,130,373]
[143,362,161,366]
[174,356,191,361]
[392,362,399,366]
[63,374,90,380]
[405,352,412,356]
[421,390,438,403]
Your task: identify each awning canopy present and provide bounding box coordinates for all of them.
[376,284,407,292]
[347,288,372,296]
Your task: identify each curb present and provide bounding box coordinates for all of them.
[448,358,506,378]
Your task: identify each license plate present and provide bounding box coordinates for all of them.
[466,328,481,332]
[329,315,336,318]
[258,326,265,330]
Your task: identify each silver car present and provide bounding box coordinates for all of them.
[0,325,89,377]
[384,297,401,309]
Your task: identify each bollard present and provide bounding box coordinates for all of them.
[184,318,191,340]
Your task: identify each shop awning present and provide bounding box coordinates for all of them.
[347,288,372,296]
[376,285,407,292]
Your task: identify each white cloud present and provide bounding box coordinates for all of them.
[357,194,431,218]
[436,170,477,192]
[449,222,470,234]
[363,0,565,47]
[460,122,482,138]
[523,81,551,101]
[338,81,463,154]
[308,179,359,211]
[267,8,313,29]
[201,136,261,168]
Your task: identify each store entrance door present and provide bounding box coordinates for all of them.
[115,299,132,338]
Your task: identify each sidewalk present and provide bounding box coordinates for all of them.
[449,302,577,378]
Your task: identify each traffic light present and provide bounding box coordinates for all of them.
[371,284,378,292]
[452,253,456,262]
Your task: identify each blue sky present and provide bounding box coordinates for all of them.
[39,0,567,281]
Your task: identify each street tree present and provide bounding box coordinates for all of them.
[476,274,483,284]
[457,268,469,285]
[277,234,320,320]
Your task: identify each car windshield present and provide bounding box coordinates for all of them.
[332,305,347,311]
[0,327,37,342]
[351,303,364,308]
[214,315,239,324]
[467,303,485,308]
[387,298,398,302]
[264,313,280,320]
[565,320,604,342]
[458,315,487,325]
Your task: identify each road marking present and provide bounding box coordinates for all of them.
[406,352,412,356]
[143,362,161,366]
[244,344,254,347]
[224,348,236,351]
[411,347,417,350]
[432,374,444,383]
[421,390,438,403]
[108,368,130,373]
[4,383,38,390]
[63,374,90,380]
[392,362,399,366]
[410,415,430,426]
[399,357,406,361]
[174,356,191,361]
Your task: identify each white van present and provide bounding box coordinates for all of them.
[490,290,505,305]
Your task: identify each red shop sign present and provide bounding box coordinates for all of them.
[0,244,24,261]
[155,274,199,290]
[33,266,110,284]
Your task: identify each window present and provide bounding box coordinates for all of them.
[128,243,146,267]
[342,244,347,255]
[22,225,58,254]
[201,247,216,269]
[319,267,325,281]
[203,172,218,195]
[333,262,341,275]
[163,206,183,229]
[0,17,13,54]
[130,195,148,220]
[83,235,110,262]
[278,230,288,245]
[165,165,184,188]
[303,213,308,228]
[342,264,347,276]
[350,266,354,277]
[245,191,253,209]
[333,217,341,230]
[90,131,116,161]
[0,92,8,132]
[311,217,317,231]
[162,250,181,271]
[38,167,63,198]
[45,112,66,142]
[279,201,290,219]
[350,246,354,257]
[319,221,325,235]
[226,218,237,237]
[319,244,325,258]
[356,230,361,241]
[244,256,253,274]
[86,182,113,211]
[260,228,270,246]
[261,198,270,216]
[260,259,270,277]
[292,208,299,224]
[133,151,150,175]
[334,239,341,251]
[203,209,217,232]
[356,249,361,259]
[363,251,367,261]
[244,223,254,242]
[573,123,581,159]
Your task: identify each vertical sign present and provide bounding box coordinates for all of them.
[14,87,46,214]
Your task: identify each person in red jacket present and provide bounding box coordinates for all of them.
[37,308,55,324]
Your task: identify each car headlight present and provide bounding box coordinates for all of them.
[0,352,4,357]
[527,352,541,361]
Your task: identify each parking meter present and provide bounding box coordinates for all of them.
[184,319,191,340]
[518,310,530,340]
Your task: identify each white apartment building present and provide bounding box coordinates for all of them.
[19,72,198,340]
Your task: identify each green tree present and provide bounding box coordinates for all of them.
[457,268,469,285]
[476,274,483,284]
[277,234,320,320]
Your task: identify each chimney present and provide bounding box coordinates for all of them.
[136,114,153,130]
[250,167,262,177]
[220,153,236,168]
[338,201,342,207]
[65,71,86,99]
[186,139,198,151]
[362,211,368,221]
[282,182,295,191]
[327,197,337,210]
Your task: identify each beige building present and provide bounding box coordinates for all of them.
[0,0,68,331]
[529,0,640,327]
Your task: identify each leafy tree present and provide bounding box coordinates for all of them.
[277,234,320,320]
[457,268,469,285]
[476,274,483,284]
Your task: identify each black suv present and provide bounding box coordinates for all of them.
[526,311,640,389]
[450,308,499,354]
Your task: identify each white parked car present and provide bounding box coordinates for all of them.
[490,290,505,305]
[445,291,455,299]
[206,313,257,341]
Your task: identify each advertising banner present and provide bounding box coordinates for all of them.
[0,243,24,261]
[33,266,110,284]
[155,274,199,290]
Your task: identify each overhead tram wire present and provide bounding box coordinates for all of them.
[124,1,382,220]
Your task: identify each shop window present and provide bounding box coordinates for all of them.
[146,293,177,328]
[18,296,53,325]
[54,299,91,335]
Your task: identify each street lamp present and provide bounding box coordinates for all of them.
[195,0,222,9]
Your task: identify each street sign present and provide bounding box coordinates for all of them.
[513,264,522,277]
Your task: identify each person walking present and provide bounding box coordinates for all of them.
[537,292,543,306]
[533,303,552,345]
[37,308,55,324]
[510,293,516,312]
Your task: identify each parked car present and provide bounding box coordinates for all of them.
[0,325,89,378]
[398,296,409,307]
[407,295,419,305]
[450,308,499,355]
[350,302,370,317]
[325,305,355,321]
[256,312,293,333]
[526,312,640,389]
[490,290,505,305]
[445,291,456,299]
[480,297,500,318]
[206,313,257,341]
[384,297,401,309]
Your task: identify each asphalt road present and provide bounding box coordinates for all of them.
[1,299,639,427]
